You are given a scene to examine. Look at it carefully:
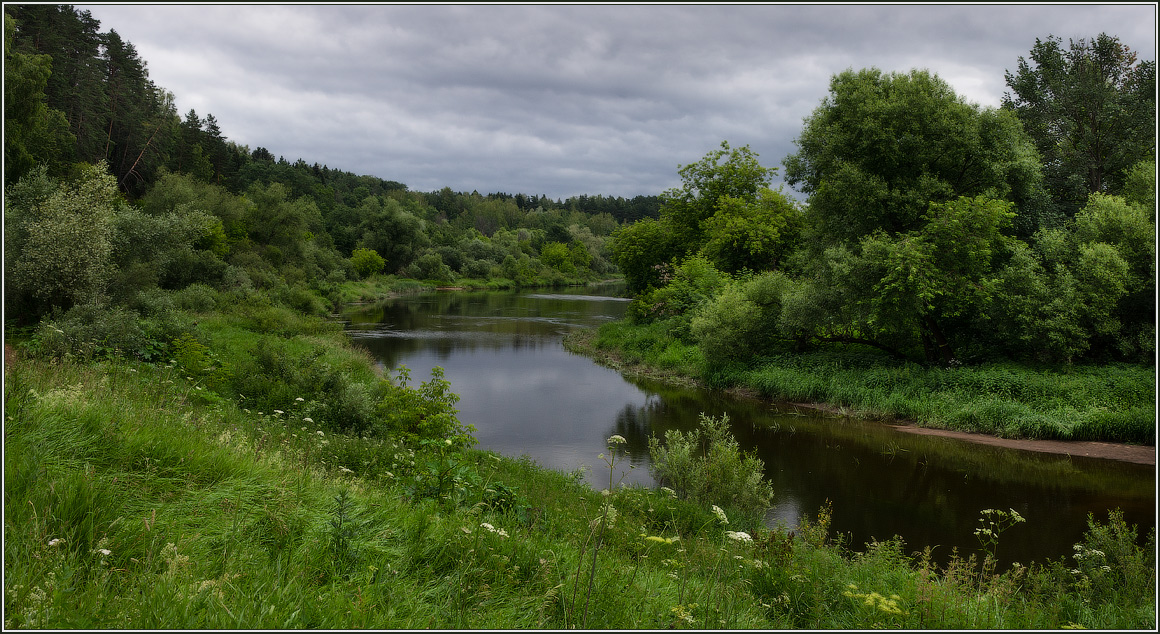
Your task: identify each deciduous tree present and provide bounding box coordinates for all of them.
[1003,33,1156,218]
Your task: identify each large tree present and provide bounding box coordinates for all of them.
[784,68,1047,244]
[1003,33,1156,219]
[3,13,74,184]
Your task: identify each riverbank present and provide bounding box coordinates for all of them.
[5,295,1155,629]
[563,326,1157,464]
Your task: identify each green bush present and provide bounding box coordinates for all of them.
[647,412,773,523]
[691,271,791,368]
[374,366,476,448]
[172,283,218,312]
[28,302,180,362]
[350,247,386,279]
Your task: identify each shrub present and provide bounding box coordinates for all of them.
[648,412,773,522]
[29,302,174,362]
[350,247,385,279]
[172,283,218,312]
[374,366,476,448]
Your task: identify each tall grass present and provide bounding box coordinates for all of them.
[581,320,1155,444]
[4,309,1154,629]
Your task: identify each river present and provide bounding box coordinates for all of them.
[341,286,1155,567]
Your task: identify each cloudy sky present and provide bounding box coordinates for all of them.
[75,3,1156,200]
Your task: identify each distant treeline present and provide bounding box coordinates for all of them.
[5,4,662,334]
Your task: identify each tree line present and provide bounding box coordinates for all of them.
[4,5,661,338]
[610,35,1154,367]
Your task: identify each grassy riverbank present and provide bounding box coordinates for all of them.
[566,320,1156,446]
[4,300,1156,629]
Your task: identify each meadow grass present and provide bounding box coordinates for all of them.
[4,307,1155,629]
[580,320,1156,444]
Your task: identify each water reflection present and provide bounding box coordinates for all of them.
[342,288,1155,567]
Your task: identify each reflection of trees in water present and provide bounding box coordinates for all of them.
[342,290,1153,569]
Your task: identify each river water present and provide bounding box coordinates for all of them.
[342,287,1155,566]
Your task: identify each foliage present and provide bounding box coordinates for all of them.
[5,162,121,319]
[609,217,681,293]
[627,254,731,342]
[375,366,476,448]
[784,67,1046,244]
[1004,33,1156,218]
[3,13,74,185]
[702,187,804,273]
[691,271,792,368]
[660,141,775,252]
[647,413,774,521]
[349,247,385,279]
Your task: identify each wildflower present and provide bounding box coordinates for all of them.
[444,438,452,446]
[97,548,111,556]
[660,486,676,498]
[725,530,752,543]
[712,505,728,525]
[607,434,627,445]
[316,430,325,437]
[304,418,314,424]
[480,522,509,538]
[295,397,305,402]
[339,466,353,474]
[274,410,284,415]
[47,538,64,547]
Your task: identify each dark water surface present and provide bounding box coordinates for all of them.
[342,287,1155,566]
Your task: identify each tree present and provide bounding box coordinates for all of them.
[6,5,109,164]
[1003,33,1156,218]
[784,68,1046,245]
[3,13,74,185]
[781,196,1018,365]
[608,217,682,293]
[5,162,121,318]
[660,141,774,252]
[701,187,803,273]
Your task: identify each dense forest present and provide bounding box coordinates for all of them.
[4,5,660,340]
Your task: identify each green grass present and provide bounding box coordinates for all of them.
[4,306,1155,629]
[578,320,1156,444]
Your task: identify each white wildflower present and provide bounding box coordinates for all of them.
[304,418,314,424]
[47,538,64,547]
[295,397,305,402]
[725,530,752,543]
[712,505,728,525]
[607,434,627,445]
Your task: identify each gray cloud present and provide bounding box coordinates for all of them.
[76,3,1155,199]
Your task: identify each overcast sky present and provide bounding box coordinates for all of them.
[74,3,1156,200]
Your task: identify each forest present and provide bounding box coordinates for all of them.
[4,4,660,341]
[3,5,1156,630]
